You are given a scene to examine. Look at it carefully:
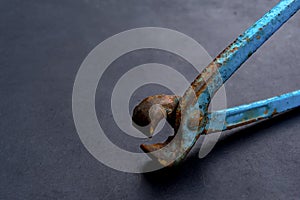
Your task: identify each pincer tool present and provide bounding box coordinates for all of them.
[132,0,300,166]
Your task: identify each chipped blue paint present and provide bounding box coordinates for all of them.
[216,0,300,82]
[206,90,300,133]
[198,0,300,110]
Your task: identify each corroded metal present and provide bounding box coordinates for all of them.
[132,0,300,166]
[132,95,179,136]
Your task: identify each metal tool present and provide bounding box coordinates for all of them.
[132,0,300,167]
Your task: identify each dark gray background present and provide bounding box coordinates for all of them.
[1,0,299,199]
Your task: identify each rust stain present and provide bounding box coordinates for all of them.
[272,108,278,116]
[132,94,179,133]
[187,110,203,131]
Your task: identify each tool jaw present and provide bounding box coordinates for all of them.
[132,84,209,166]
[132,94,179,138]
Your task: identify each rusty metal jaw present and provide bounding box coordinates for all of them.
[132,0,300,167]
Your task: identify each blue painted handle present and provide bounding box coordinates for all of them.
[206,90,300,133]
